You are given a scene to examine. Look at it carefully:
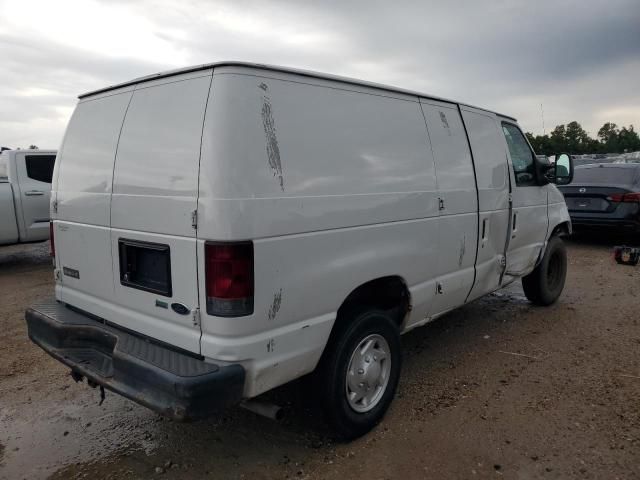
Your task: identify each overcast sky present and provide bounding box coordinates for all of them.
[1,0,639,149]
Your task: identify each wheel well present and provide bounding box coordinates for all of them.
[336,276,411,328]
[551,221,572,238]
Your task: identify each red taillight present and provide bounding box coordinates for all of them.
[205,242,254,317]
[608,192,640,203]
[623,192,640,203]
[49,221,55,258]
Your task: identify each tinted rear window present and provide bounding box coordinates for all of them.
[573,166,640,186]
[26,155,56,183]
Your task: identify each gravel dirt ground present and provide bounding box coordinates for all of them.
[1,235,639,480]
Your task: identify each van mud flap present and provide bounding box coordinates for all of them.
[25,299,245,421]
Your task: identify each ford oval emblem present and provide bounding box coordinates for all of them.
[171,303,190,315]
[579,187,586,193]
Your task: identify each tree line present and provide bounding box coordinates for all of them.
[525,122,640,156]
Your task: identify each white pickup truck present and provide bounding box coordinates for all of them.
[0,149,56,246]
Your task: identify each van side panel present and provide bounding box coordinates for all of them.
[54,90,133,307]
[199,68,441,396]
[460,107,510,301]
[420,100,478,316]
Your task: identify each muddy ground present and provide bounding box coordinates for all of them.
[0,235,638,479]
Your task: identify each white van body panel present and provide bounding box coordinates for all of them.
[198,68,441,395]
[419,99,478,315]
[50,62,572,401]
[54,87,133,314]
[500,120,550,277]
[459,107,511,302]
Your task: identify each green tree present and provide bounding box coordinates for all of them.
[525,132,553,156]
[597,122,619,152]
[564,121,590,154]
[617,125,640,152]
[549,125,567,153]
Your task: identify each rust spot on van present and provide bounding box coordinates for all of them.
[260,83,284,191]
[268,288,283,322]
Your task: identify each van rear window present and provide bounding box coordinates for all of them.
[25,155,56,183]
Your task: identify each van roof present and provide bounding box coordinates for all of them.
[79,61,516,121]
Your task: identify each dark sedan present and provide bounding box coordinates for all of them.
[558,164,640,233]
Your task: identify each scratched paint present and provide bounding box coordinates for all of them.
[259,83,284,191]
[267,288,283,322]
[439,111,452,136]
[458,234,466,267]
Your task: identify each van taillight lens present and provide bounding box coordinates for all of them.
[49,221,55,258]
[608,192,640,203]
[205,242,254,317]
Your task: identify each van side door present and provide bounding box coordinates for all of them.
[500,122,548,276]
[14,152,55,242]
[460,108,511,301]
[420,100,478,316]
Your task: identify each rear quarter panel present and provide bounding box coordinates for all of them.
[198,67,441,396]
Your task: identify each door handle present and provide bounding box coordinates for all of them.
[25,190,44,196]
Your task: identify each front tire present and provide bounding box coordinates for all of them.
[522,235,568,306]
[317,309,402,440]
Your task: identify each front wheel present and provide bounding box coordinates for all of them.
[316,309,402,440]
[522,235,568,306]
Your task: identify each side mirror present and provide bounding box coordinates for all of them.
[553,153,573,185]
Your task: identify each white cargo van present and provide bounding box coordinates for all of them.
[26,62,573,439]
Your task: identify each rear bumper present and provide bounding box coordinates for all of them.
[569,216,640,230]
[25,299,245,421]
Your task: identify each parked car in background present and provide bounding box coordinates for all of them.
[0,149,56,245]
[26,62,573,439]
[558,163,640,233]
[613,152,640,164]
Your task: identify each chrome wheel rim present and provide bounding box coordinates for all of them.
[345,334,391,413]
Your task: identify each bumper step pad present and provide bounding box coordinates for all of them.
[26,299,245,420]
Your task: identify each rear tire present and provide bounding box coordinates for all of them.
[316,308,401,440]
[522,235,567,306]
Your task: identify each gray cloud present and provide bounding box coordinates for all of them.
[1,0,638,148]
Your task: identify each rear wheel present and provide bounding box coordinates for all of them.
[317,308,401,440]
[522,235,567,305]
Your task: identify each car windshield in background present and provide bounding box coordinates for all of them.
[573,165,640,185]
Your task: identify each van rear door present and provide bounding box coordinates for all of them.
[109,71,213,353]
[55,88,134,311]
